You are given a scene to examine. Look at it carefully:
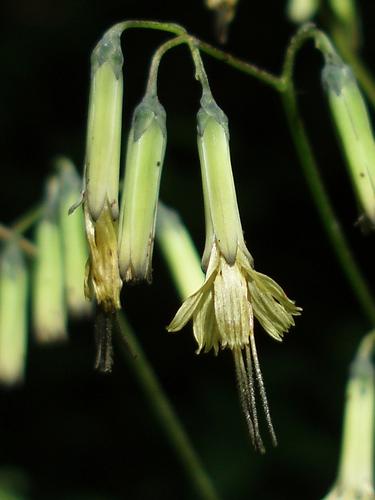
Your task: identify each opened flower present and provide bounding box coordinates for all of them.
[168,92,301,452]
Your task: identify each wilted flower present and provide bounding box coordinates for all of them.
[57,157,91,318]
[168,93,301,451]
[83,25,123,313]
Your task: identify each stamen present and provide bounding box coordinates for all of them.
[233,347,265,453]
[249,334,277,447]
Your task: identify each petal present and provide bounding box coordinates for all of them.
[167,271,216,332]
[213,258,251,349]
[193,290,220,355]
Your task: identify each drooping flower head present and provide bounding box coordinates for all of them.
[82,25,123,314]
[168,92,301,452]
[81,25,124,372]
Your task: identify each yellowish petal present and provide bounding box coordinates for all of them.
[213,256,251,349]
[193,289,220,354]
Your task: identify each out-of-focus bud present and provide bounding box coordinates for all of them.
[205,0,239,43]
[0,241,28,385]
[85,26,123,221]
[321,38,375,229]
[323,332,374,499]
[118,96,166,282]
[156,201,204,300]
[286,0,319,24]
[33,177,67,342]
[57,157,91,318]
[329,0,360,51]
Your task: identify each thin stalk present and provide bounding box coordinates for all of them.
[0,224,37,257]
[194,38,281,90]
[281,23,319,88]
[145,35,188,97]
[12,204,43,234]
[281,84,375,326]
[116,19,186,37]
[116,313,220,500]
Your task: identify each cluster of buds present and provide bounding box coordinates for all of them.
[0,158,90,385]
[82,26,168,370]
[80,24,301,446]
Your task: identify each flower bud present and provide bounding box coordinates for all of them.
[323,333,375,499]
[322,51,375,228]
[286,0,319,24]
[197,95,245,266]
[0,241,28,385]
[118,96,166,282]
[156,202,204,300]
[57,157,91,317]
[33,177,67,342]
[85,27,123,221]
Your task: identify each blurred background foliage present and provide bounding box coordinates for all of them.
[1,0,375,499]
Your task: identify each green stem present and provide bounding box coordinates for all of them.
[281,23,320,88]
[281,85,375,326]
[195,38,281,89]
[117,19,186,36]
[146,35,188,97]
[12,205,43,234]
[116,313,220,500]
[0,224,37,257]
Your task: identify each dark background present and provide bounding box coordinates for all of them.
[1,1,375,499]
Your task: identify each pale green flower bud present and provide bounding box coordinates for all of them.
[118,96,166,282]
[197,95,245,266]
[0,241,28,385]
[33,177,67,342]
[323,333,375,499]
[322,49,375,228]
[329,0,359,48]
[57,157,91,317]
[156,202,204,300]
[85,27,123,221]
[286,0,319,24]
